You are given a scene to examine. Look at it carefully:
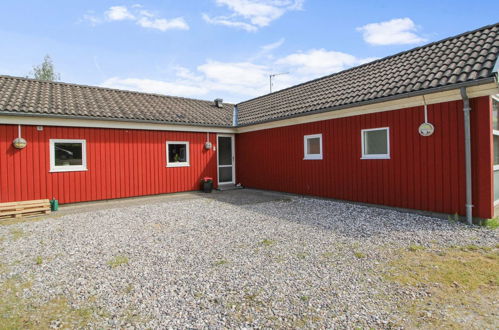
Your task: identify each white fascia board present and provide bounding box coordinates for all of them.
[0,115,236,133]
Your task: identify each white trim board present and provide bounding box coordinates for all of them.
[0,116,236,133]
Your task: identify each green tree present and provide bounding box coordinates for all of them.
[29,55,60,81]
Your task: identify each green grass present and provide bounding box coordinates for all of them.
[123,284,134,294]
[407,245,425,252]
[353,251,366,259]
[0,213,65,226]
[447,213,460,223]
[299,295,310,302]
[0,276,100,328]
[320,252,335,259]
[9,228,26,240]
[213,259,229,266]
[259,239,276,247]
[385,246,499,328]
[107,255,129,268]
[480,217,499,229]
[35,256,43,265]
[296,252,308,259]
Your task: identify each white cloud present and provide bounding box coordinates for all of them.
[199,60,268,87]
[202,14,257,32]
[357,18,427,46]
[137,17,189,31]
[261,38,285,52]
[100,41,373,102]
[83,5,189,31]
[203,0,304,31]
[106,6,135,21]
[276,49,359,77]
[82,14,101,26]
[101,77,209,97]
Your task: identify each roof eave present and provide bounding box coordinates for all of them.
[237,77,497,127]
[0,111,234,128]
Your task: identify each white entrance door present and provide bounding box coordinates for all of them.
[217,134,235,185]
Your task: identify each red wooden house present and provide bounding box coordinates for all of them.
[1,23,499,222]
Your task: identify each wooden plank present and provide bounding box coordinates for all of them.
[0,209,50,220]
[0,199,49,207]
[0,202,50,211]
[0,206,50,216]
[0,203,49,210]
[0,198,50,220]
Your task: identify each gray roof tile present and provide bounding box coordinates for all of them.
[0,76,234,126]
[237,23,499,125]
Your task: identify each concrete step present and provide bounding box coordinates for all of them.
[217,184,243,191]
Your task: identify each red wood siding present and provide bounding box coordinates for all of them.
[236,96,493,218]
[0,126,219,204]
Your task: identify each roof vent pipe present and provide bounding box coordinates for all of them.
[460,87,473,225]
[232,105,238,127]
[214,98,223,108]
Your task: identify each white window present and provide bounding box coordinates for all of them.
[304,134,323,160]
[167,141,190,167]
[492,96,499,204]
[361,127,390,159]
[49,139,87,172]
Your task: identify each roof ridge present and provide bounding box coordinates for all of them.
[0,74,235,106]
[236,21,499,106]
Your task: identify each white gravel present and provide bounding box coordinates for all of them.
[0,193,497,328]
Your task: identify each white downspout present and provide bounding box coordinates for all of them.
[460,87,473,225]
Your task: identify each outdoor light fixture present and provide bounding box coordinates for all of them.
[204,132,212,150]
[13,137,27,149]
[12,125,27,149]
[419,96,435,136]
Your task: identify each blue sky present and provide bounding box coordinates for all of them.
[0,0,497,103]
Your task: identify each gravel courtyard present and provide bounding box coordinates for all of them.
[1,190,497,328]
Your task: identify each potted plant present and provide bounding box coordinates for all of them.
[201,177,213,193]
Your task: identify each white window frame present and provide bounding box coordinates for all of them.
[303,134,323,160]
[49,139,87,173]
[492,95,499,205]
[166,141,190,167]
[361,127,390,160]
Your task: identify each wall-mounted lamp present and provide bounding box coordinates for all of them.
[12,125,27,149]
[418,96,435,137]
[204,132,212,150]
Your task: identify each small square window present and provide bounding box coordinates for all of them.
[493,96,499,131]
[167,141,190,167]
[361,127,390,159]
[50,139,87,172]
[304,134,323,160]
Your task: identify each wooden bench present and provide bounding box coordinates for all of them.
[0,199,51,220]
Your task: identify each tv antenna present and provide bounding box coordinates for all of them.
[269,72,288,93]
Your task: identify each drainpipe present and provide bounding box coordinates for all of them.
[460,87,473,225]
[232,105,238,127]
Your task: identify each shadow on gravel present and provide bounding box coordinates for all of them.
[201,189,481,240]
[199,189,292,206]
